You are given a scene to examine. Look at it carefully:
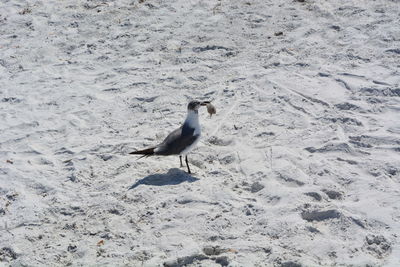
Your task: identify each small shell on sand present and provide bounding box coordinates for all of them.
[207,103,216,117]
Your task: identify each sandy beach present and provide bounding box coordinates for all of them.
[1,0,399,266]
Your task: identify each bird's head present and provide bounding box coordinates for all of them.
[187,100,210,111]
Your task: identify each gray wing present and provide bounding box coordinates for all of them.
[154,126,198,155]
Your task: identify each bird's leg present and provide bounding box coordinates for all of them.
[185,155,191,174]
[180,155,183,167]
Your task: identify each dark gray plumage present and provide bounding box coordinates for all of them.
[154,125,199,156]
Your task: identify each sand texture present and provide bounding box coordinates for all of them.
[1,0,400,266]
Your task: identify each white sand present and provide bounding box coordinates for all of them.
[1,0,399,266]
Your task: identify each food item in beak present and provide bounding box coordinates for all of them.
[206,102,216,117]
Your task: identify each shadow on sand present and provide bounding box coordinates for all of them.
[129,168,199,190]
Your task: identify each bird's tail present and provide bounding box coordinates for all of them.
[129,147,155,160]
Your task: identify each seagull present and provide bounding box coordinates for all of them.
[129,100,210,174]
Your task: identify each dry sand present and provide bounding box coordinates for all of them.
[1,0,400,266]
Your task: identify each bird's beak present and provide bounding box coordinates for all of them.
[201,101,210,106]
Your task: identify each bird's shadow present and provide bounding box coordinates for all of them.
[129,168,199,190]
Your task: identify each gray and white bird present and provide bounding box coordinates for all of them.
[129,100,210,174]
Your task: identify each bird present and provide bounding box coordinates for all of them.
[129,100,211,174]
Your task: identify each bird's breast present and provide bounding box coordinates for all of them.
[183,111,201,135]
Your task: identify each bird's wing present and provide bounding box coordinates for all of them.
[155,126,198,155]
